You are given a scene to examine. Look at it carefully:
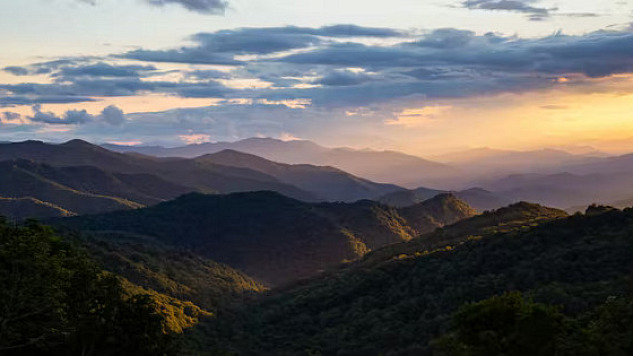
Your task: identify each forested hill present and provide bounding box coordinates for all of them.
[53,191,476,286]
[195,205,633,355]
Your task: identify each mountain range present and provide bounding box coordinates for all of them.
[194,202,632,355]
[5,137,633,219]
[378,186,513,211]
[104,138,457,188]
[53,191,477,286]
[194,149,401,202]
[0,140,417,219]
[5,136,633,354]
[103,138,633,210]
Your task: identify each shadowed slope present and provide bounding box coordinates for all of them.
[105,138,457,188]
[54,191,476,286]
[0,160,143,216]
[195,149,403,201]
[0,140,317,202]
[0,196,72,220]
[200,204,633,356]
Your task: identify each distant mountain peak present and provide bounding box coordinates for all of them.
[494,201,568,219]
[421,193,476,212]
[60,139,102,149]
[459,187,492,194]
[11,140,46,146]
[204,149,265,160]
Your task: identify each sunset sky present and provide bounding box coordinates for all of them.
[2,0,633,155]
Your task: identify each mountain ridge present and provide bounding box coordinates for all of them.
[53,191,477,286]
[104,137,457,188]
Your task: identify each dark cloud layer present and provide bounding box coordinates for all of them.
[147,0,227,14]
[0,95,97,107]
[3,59,87,77]
[1,112,20,121]
[122,25,406,63]
[6,25,633,112]
[80,0,228,14]
[27,104,127,126]
[1,77,230,100]
[313,70,374,87]
[277,29,633,78]
[29,104,93,125]
[463,0,554,20]
[55,63,157,79]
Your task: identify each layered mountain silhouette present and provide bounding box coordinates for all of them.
[434,147,601,174]
[104,137,456,188]
[54,191,476,286]
[0,140,421,219]
[483,171,633,209]
[194,149,402,201]
[0,160,144,216]
[378,186,512,211]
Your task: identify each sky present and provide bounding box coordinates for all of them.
[2,0,633,156]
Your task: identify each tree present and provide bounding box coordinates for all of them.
[433,292,565,356]
[0,218,175,355]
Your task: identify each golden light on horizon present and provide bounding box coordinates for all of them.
[389,75,633,156]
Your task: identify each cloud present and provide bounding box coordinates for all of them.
[2,77,231,99]
[147,0,228,14]
[186,69,233,79]
[179,133,212,144]
[55,63,157,79]
[463,0,554,20]
[0,95,97,106]
[1,112,21,123]
[277,29,633,78]
[385,105,452,127]
[282,24,405,38]
[559,12,601,18]
[7,25,633,113]
[313,70,374,86]
[26,105,127,126]
[79,0,228,14]
[122,25,405,64]
[413,28,477,48]
[101,105,126,126]
[123,48,241,65]
[3,59,89,77]
[29,105,93,125]
[3,66,29,76]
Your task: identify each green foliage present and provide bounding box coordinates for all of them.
[363,201,567,267]
[0,218,175,355]
[563,296,633,356]
[55,191,475,286]
[198,207,633,355]
[0,160,143,218]
[81,232,266,312]
[433,292,565,356]
[435,292,633,356]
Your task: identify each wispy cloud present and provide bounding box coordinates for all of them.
[463,0,554,21]
[79,0,228,15]
[122,25,406,64]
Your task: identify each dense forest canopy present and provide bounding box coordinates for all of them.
[0,218,176,355]
[2,196,633,355]
[188,206,633,355]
